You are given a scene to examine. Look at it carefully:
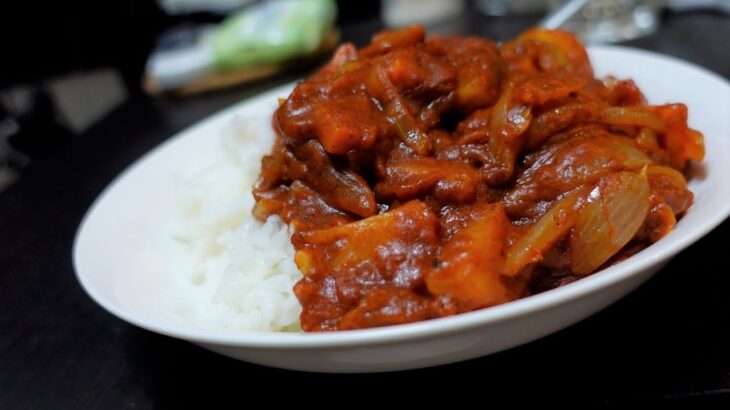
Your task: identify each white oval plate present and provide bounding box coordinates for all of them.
[74,46,730,373]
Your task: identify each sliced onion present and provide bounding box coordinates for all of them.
[598,107,667,133]
[369,64,433,156]
[685,129,705,162]
[488,81,532,182]
[569,171,650,275]
[635,127,659,149]
[514,29,593,77]
[490,82,532,141]
[503,188,585,276]
[647,165,687,191]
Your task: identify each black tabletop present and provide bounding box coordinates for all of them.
[2,10,729,408]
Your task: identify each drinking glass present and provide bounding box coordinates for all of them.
[547,0,663,43]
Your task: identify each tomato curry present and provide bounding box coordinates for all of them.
[252,26,704,331]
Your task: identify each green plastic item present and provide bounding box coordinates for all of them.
[211,0,337,70]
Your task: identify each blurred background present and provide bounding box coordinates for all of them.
[0,0,728,193]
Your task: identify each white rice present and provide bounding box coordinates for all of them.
[170,113,302,332]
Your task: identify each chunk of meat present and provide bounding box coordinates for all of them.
[337,288,452,330]
[294,140,377,218]
[429,36,502,111]
[383,47,456,99]
[282,182,354,231]
[312,93,384,155]
[525,103,603,148]
[293,200,440,330]
[503,132,651,219]
[375,158,480,204]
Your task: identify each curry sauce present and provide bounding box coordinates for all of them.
[252,26,704,331]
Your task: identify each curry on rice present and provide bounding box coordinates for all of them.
[252,26,704,331]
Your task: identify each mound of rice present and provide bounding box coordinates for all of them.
[170,113,302,332]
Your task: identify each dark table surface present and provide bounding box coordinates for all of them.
[2,10,729,408]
